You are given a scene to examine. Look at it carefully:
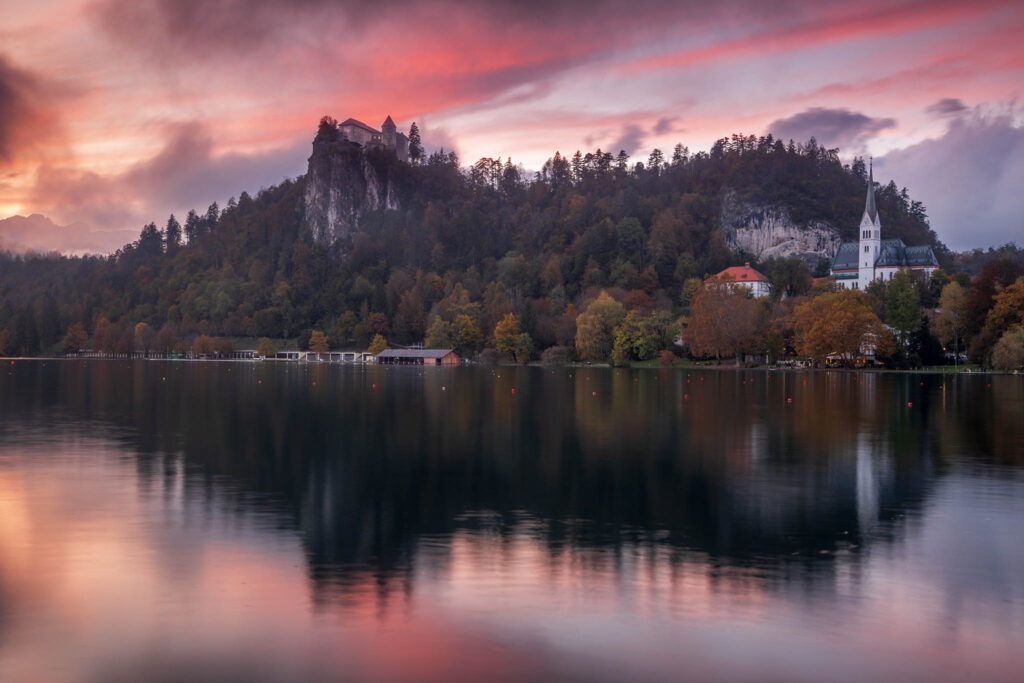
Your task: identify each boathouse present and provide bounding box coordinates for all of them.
[375,349,461,366]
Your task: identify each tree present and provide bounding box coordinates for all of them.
[63,322,89,354]
[793,290,894,366]
[192,334,216,356]
[425,316,454,348]
[513,333,533,364]
[257,337,277,358]
[408,122,423,164]
[493,313,521,359]
[983,278,1024,341]
[992,327,1024,371]
[452,313,484,356]
[165,214,182,251]
[931,281,967,363]
[575,291,626,362]
[769,257,812,299]
[134,322,155,355]
[92,317,110,353]
[885,271,921,349]
[154,324,179,355]
[309,330,330,354]
[367,334,388,355]
[684,281,763,365]
[183,209,201,243]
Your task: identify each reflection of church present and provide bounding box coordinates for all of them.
[831,163,939,290]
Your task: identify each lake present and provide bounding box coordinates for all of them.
[0,359,1022,682]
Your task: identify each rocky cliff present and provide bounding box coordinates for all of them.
[719,191,841,264]
[303,123,403,246]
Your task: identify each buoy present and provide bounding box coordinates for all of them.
[787,398,793,403]
[684,394,689,400]
[258,380,262,384]
[312,381,316,386]
[802,380,806,385]
[372,383,376,388]
[920,382,924,386]
[634,378,638,382]
[908,402,913,407]
[592,391,596,396]
[442,386,446,391]
[511,388,515,394]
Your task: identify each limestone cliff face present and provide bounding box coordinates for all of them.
[303,125,402,246]
[720,191,840,263]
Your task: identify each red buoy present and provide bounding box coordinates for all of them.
[787,398,793,403]
[908,402,913,407]
[592,391,596,396]
[511,388,516,394]
[684,394,689,400]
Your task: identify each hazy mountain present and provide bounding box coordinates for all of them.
[0,214,135,255]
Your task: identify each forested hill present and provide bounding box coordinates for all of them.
[0,123,948,356]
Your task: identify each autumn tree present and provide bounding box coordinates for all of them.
[368,334,388,355]
[309,330,330,354]
[684,281,763,365]
[134,322,155,355]
[257,337,277,358]
[575,291,625,362]
[493,313,521,359]
[983,278,1024,344]
[63,322,89,354]
[452,314,484,356]
[193,334,215,356]
[931,281,967,361]
[793,289,894,366]
[92,317,110,353]
[154,324,179,355]
[992,327,1024,371]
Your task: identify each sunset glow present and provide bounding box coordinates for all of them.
[1,0,1022,251]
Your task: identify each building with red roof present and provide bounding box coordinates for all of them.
[709,262,771,298]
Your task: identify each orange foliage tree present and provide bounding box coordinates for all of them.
[684,281,764,365]
[793,289,894,366]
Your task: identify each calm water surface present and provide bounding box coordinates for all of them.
[0,360,1022,682]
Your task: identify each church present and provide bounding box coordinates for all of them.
[830,163,938,289]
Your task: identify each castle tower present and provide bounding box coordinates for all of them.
[381,115,397,150]
[858,160,881,290]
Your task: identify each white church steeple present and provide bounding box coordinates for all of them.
[858,159,881,290]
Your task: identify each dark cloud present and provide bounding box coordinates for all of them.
[0,55,58,165]
[608,124,647,155]
[767,107,896,153]
[30,121,308,250]
[876,112,1024,250]
[926,98,968,117]
[653,116,678,135]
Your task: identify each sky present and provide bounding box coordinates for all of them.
[0,0,1022,253]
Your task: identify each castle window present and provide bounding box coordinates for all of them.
[864,246,869,253]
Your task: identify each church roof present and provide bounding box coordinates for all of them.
[339,118,379,134]
[832,238,939,271]
[831,241,860,271]
[864,162,878,223]
[382,115,395,127]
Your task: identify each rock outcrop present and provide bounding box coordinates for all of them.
[720,191,840,264]
[303,122,403,246]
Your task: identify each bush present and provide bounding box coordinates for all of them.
[541,346,570,366]
[657,349,676,366]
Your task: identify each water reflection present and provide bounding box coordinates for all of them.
[0,360,1022,681]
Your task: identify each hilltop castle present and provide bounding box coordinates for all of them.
[337,115,409,162]
[830,163,938,289]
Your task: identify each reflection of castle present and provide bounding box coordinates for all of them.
[338,115,409,162]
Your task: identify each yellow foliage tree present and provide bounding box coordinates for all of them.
[368,334,388,355]
[793,290,894,366]
[493,313,521,359]
[574,291,625,362]
[308,330,329,354]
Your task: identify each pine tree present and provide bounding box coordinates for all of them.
[408,122,423,164]
[165,214,181,251]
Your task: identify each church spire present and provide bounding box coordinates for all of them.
[864,157,878,223]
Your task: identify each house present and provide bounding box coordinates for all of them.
[831,162,939,289]
[709,262,771,298]
[338,115,409,161]
[374,349,461,365]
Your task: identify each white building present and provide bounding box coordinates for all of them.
[831,163,938,289]
[338,115,409,162]
[709,262,771,298]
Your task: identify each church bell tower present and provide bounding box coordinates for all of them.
[858,160,881,290]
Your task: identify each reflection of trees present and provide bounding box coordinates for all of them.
[5,361,1020,606]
